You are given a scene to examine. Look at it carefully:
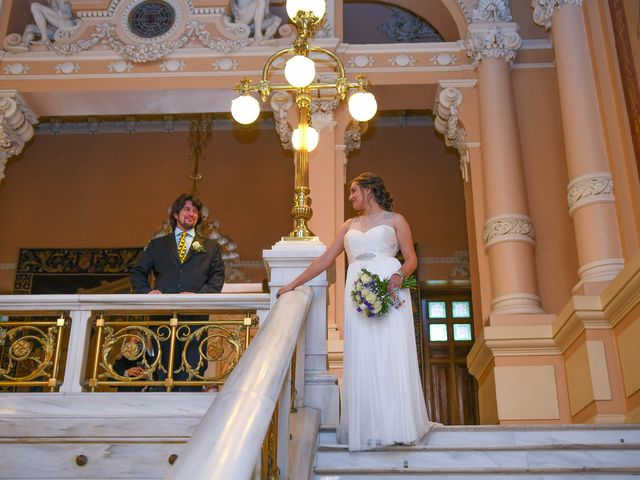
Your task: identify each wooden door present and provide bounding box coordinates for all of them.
[421,291,479,425]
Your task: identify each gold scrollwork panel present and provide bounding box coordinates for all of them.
[0,315,69,392]
[85,313,258,392]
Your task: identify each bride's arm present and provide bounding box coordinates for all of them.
[389,213,418,291]
[276,220,352,297]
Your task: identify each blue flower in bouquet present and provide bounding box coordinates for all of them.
[351,268,417,318]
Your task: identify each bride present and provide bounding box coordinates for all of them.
[278,172,433,451]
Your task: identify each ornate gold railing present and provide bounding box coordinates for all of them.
[0,314,68,392]
[86,312,259,392]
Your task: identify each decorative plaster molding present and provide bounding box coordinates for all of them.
[458,0,472,24]
[567,172,614,216]
[347,55,375,68]
[310,99,339,130]
[270,91,293,151]
[388,54,416,67]
[433,86,470,181]
[482,213,536,248]
[3,63,30,75]
[472,0,513,22]
[532,0,583,30]
[344,121,365,158]
[0,91,37,183]
[466,22,522,65]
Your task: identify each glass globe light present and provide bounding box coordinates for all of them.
[230,95,260,125]
[291,125,319,152]
[286,0,326,21]
[284,55,316,88]
[348,91,377,122]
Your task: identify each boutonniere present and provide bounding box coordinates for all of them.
[191,240,206,253]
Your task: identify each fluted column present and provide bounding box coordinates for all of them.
[466,17,543,314]
[533,0,624,292]
[0,90,38,183]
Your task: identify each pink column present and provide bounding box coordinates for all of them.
[535,0,623,292]
[467,22,543,314]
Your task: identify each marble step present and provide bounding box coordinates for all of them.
[315,425,640,479]
[318,424,640,448]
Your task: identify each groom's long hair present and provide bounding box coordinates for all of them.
[169,193,204,230]
[351,172,394,211]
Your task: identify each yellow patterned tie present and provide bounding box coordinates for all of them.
[177,232,188,264]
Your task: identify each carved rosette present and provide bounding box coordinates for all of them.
[433,86,470,181]
[532,0,583,30]
[567,172,614,216]
[0,92,38,183]
[466,22,522,65]
[482,214,536,248]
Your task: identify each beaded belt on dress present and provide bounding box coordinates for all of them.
[355,252,376,260]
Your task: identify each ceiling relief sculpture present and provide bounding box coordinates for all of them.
[3,0,296,62]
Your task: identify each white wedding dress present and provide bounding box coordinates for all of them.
[337,224,433,451]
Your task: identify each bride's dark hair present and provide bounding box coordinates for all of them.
[351,172,394,211]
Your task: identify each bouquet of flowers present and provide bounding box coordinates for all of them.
[351,268,417,318]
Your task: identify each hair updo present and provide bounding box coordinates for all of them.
[351,172,394,211]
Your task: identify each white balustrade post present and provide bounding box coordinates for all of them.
[276,368,291,479]
[59,310,92,393]
[263,240,339,426]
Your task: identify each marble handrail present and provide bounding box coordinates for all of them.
[0,293,271,311]
[165,286,313,480]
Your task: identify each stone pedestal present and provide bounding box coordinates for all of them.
[263,239,340,427]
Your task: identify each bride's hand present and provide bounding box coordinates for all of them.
[276,284,293,298]
[387,272,403,293]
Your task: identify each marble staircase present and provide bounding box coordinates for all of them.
[314,424,640,479]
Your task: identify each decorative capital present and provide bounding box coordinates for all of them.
[0,91,38,183]
[466,22,522,65]
[482,214,536,248]
[532,0,583,30]
[433,86,470,182]
[567,172,614,216]
[472,0,513,22]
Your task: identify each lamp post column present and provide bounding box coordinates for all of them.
[533,0,623,293]
[467,21,543,315]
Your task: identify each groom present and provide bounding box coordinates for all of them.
[129,193,225,391]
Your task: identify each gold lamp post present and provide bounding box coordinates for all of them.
[230,0,378,239]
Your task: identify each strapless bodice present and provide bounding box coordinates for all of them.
[344,224,399,264]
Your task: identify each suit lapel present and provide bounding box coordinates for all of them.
[164,233,180,264]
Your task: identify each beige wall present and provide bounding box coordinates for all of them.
[0,120,468,293]
[346,123,469,281]
[0,127,294,292]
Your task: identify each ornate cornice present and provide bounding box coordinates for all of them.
[472,0,513,22]
[567,172,614,216]
[482,213,536,248]
[532,0,584,30]
[0,91,37,183]
[269,91,293,152]
[433,86,470,181]
[466,22,522,65]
